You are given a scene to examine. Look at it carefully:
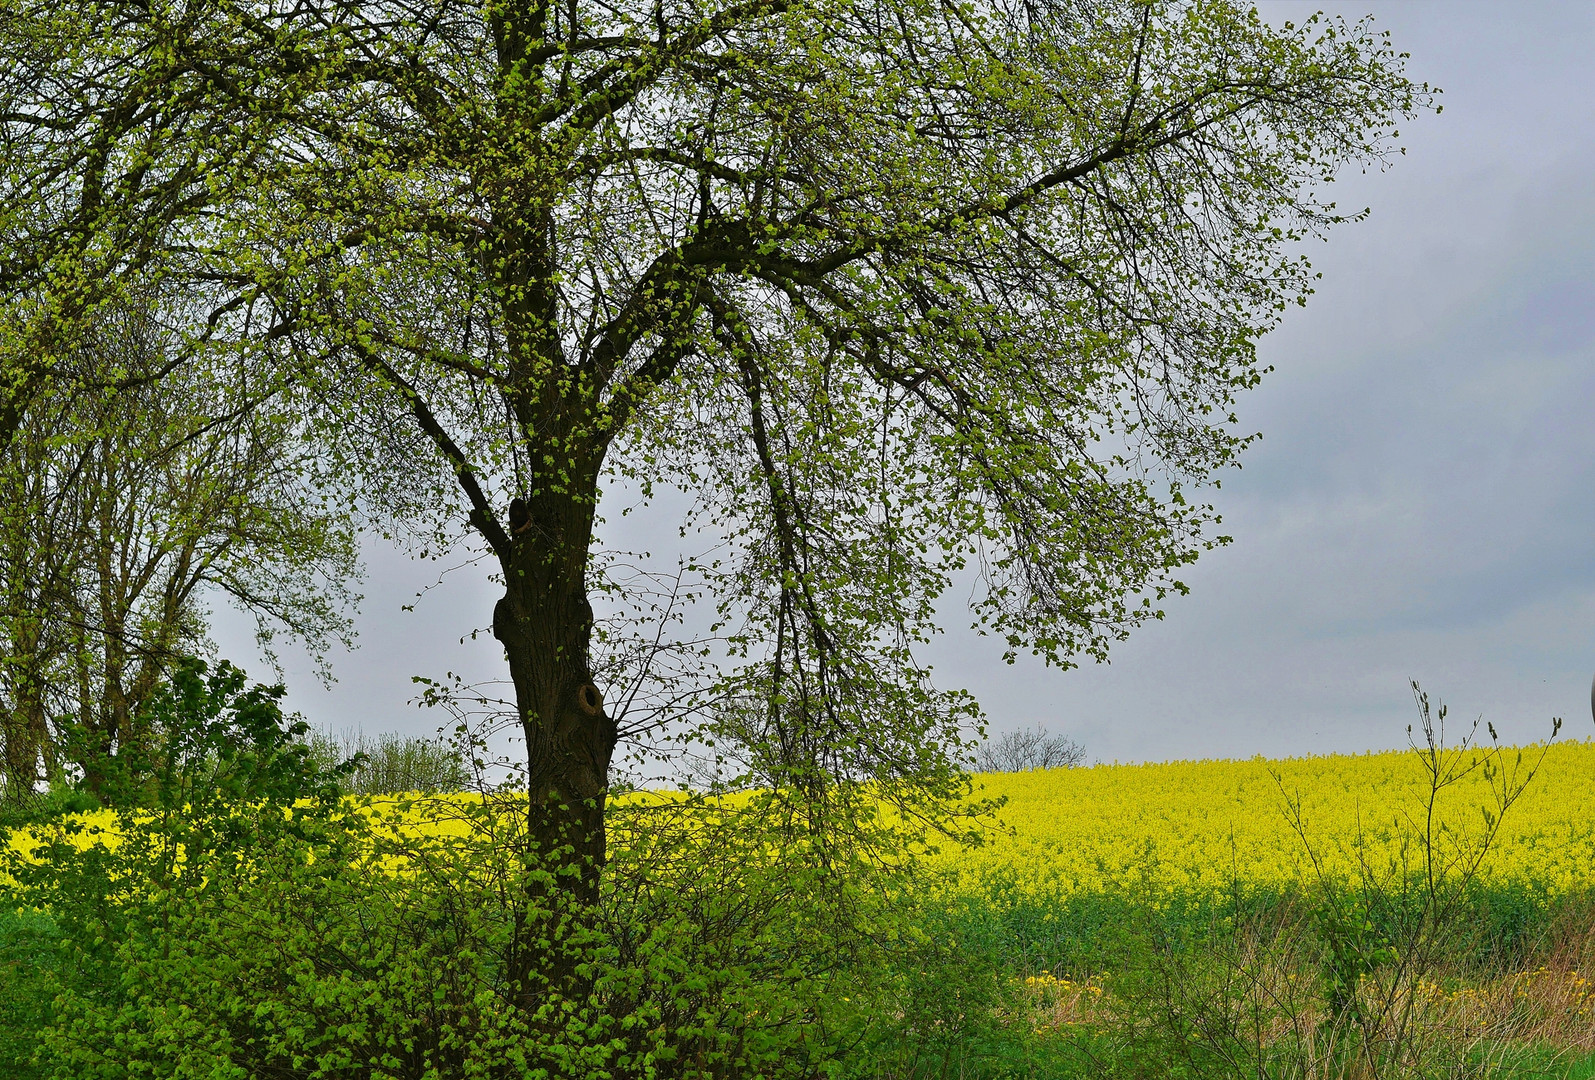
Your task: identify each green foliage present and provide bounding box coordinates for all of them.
[62,658,346,813]
[1315,889,1403,1025]
[6,794,935,1079]
[0,909,55,1080]
[921,878,1573,993]
[0,289,361,802]
[0,662,950,1078]
[0,0,281,450]
[838,891,1028,1080]
[0,659,351,1077]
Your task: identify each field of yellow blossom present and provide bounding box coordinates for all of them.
[13,740,1595,906]
[953,739,1595,904]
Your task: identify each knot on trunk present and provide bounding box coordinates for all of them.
[576,682,603,717]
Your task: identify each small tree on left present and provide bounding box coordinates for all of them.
[0,289,361,804]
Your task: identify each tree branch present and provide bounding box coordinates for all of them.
[349,342,511,559]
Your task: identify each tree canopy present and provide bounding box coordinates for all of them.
[196,0,1422,792]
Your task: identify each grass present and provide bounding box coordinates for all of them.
[890,886,1595,1079]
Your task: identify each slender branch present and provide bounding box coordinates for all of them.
[349,342,511,559]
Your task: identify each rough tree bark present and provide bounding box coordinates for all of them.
[491,479,617,1002]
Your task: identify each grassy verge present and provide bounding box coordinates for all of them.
[851,885,1595,1079]
[0,908,56,1078]
[940,880,1571,980]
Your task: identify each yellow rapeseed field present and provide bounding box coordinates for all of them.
[11,741,1595,902]
[955,740,1595,900]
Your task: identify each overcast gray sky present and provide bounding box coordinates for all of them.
[214,1,1595,764]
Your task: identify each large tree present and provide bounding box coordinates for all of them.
[6,0,1426,1014]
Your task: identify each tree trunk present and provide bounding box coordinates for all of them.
[1,702,40,802]
[491,487,616,1008]
[0,632,48,802]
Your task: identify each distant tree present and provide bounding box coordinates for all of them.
[304,728,471,796]
[4,0,1430,1030]
[976,725,1087,773]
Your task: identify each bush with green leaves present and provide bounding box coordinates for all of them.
[0,658,954,1080]
[15,798,934,1079]
[0,660,349,1073]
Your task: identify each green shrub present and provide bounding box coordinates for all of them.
[16,792,931,1079]
[1,659,940,1079]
